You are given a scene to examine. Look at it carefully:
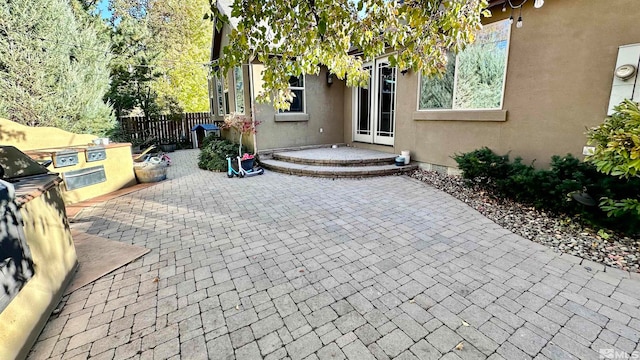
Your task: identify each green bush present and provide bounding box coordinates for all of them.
[453,147,510,187]
[197,135,245,172]
[454,148,640,235]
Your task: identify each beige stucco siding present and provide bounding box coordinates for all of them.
[254,65,345,151]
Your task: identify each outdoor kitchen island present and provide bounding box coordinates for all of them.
[0,147,77,360]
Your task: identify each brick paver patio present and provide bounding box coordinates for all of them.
[29,149,640,360]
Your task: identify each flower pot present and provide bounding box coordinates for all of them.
[133,162,167,183]
[160,144,176,152]
[241,159,254,171]
[401,150,410,165]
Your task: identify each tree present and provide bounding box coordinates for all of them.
[0,0,114,135]
[150,0,212,113]
[208,0,489,110]
[106,0,168,119]
[107,0,211,115]
[104,15,165,119]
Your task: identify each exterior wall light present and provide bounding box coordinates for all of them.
[326,72,334,86]
[500,0,545,29]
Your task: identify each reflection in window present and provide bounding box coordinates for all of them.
[234,67,245,114]
[377,63,395,137]
[419,19,510,110]
[216,75,225,115]
[357,66,372,135]
[283,75,305,113]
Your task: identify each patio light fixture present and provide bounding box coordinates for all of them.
[501,0,545,29]
[326,71,334,86]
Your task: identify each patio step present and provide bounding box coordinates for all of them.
[272,151,396,167]
[259,159,417,178]
[266,146,400,167]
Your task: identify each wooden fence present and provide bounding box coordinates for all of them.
[118,112,223,148]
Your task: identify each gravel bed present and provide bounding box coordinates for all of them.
[410,169,640,273]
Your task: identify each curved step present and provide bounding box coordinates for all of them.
[272,147,397,167]
[260,159,417,178]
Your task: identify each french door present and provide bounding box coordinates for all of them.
[353,57,396,146]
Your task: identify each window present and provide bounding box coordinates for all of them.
[208,75,215,115]
[215,75,225,115]
[215,75,231,116]
[234,67,245,114]
[418,20,510,111]
[283,75,305,113]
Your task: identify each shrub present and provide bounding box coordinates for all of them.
[587,99,640,178]
[197,135,245,172]
[585,99,640,230]
[453,147,510,187]
[454,148,640,235]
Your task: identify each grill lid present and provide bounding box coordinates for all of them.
[0,146,50,181]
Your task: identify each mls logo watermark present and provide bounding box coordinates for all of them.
[600,349,640,359]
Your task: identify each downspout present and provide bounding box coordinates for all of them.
[248,59,258,155]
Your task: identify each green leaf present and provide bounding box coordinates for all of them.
[318,18,327,36]
[210,0,486,108]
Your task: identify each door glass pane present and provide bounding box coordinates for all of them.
[377,63,395,137]
[357,66,372,135]
[234,67,245,113]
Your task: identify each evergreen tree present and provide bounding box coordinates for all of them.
[150,0,212,113]
[104,15,164,119]
[108,0,211,115]
[0,0,114,135]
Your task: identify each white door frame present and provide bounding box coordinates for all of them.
[352,57,396,146]
[353,61,373,143]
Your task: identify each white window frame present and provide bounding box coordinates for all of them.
[282,74,305,113]
[416,19,511,112]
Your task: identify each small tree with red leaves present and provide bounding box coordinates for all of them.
[222,112,261,158]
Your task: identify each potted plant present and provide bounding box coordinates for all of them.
[222,112,260,168]
[240,153,255,170]
[158,137,177,152]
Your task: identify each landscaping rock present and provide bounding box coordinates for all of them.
[410,169,639,273]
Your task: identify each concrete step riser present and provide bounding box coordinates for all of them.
[261,162,417,178]
[272,154,395,167]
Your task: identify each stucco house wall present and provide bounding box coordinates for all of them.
[210,20,345,152]
[349,0,640,168]
[252,64,345,151]
[212,0,640,169]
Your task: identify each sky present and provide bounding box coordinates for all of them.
[97,0,112,19]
